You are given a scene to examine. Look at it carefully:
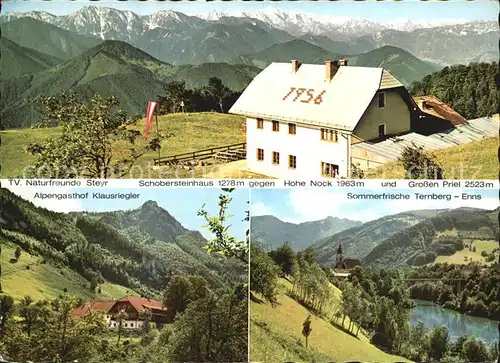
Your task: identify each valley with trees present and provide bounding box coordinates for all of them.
[250,204,500,362]
[0,188,249,362]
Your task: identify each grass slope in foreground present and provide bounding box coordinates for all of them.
[251,279,409,362]
[0,112,245,178]
[370,137,499,179]
[1,238,136,302]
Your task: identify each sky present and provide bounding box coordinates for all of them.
[5,186,249,240]
[2,0,497,22]
[251,188,499,224]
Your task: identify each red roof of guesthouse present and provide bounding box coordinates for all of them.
[71,301,115,316]
[71,296,166,317]
[117,296,165,312]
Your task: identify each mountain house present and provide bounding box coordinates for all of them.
[71,296,171,330]
[229,59,494,178]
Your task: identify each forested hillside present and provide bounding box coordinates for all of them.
[409,62,499,120]
[0,38,62,79]
[364,207,499,268]
[312,210,441,265]
[250,242,499,362]
[0,188,242,298]
[0,40,257,128]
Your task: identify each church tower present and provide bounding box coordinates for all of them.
[335,244,344,268]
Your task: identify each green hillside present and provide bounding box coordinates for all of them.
[1,17,102,60]
[312,211,436,265]
[0,112,244,178]
[364,207,499,268]
[312,206,499,270]
[251,279,410,362]
[233,41,438,87]
[0,38,62,79]
[233,39,341,69]
[370,136,499,180]
[1,237,136,302]
[434,239,498,265]
[1,40,258,128]
[0,40,167,128]
[0,187,243,299]
[0,187,248,363]
[347,45,441,86]
[164,63,260,91]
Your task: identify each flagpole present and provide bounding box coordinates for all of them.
[156,108,160,162]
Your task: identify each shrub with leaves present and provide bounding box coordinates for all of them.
[198,188,248,265]
[26,92,171,178]
[399,143,444,179]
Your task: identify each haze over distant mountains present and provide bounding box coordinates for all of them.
[2,6,497,66]
[250,215,362,250]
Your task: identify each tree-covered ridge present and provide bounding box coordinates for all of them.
[250,214,362,251]
[364,207,499,268]
[409,62,499,120]
[312,211,435,265]
[308,207,498,269]
[0,39,259,129]
[0,188,241,298]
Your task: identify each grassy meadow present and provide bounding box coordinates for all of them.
[370,137,499,179]
[251,278,410,362]
[0,112,246,178]
[1,237,137,302]
[1,111,497,179]
[434,239,498,265]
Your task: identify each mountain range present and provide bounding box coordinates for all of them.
[1,6,497,66]
[0,25,431,129]
[0,188,245,298]
[253,207,499,269]
[0,35,260,128]
[1,6,497,129]
[250,215,361,250]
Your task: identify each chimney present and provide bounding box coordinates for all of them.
[291,59,301,73]
[339,59,348,66]
[325,60,340,81]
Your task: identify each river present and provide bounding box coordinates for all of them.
[410,300,499,345]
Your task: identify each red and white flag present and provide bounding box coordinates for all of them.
[144,101,158,140]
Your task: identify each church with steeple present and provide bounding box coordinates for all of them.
[333,244,361,270]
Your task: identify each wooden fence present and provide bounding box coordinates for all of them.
[154,142,246,166]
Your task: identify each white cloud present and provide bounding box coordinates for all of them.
[7,187,85,213]
[285,188,499,223]
[287,188,345,222]
[251,200,274,217]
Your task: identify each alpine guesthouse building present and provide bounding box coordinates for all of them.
[230,59,417,179]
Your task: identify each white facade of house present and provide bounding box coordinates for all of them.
[230,60,409,179]
[246,117,351,179]
[109,319,146,330]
